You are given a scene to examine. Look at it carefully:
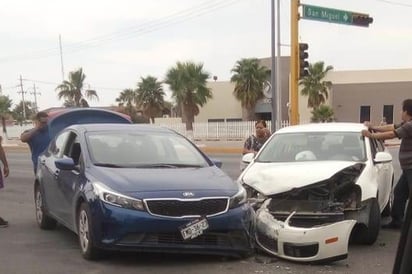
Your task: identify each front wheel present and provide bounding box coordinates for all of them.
[77,203,102,260]
[34,186,57,230]
[352,198,381,245]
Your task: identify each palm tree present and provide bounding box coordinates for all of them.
[310,104,334,122]
[165,61,212,132]
[56,68,98,107]
[230,58,269,121]
[116,88,137,117]
[299,61,333,110]
[136,76,165,124]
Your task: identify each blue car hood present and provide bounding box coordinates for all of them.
[90,166,238,198]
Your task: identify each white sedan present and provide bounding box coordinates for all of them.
[239,123,394,263]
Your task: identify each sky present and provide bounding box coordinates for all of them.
[0,0,411,112]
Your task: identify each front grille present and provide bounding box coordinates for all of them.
[256,230,278,253]
[271,212,344,228]
[145,198,229,217]
[118,231,250,248]
[283,242,319,258]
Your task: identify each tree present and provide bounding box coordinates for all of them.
[12,100,34,125]
[136,76,165,124]
[165,61,212,132]
[299,61,333,110]
[0,95,12,132]
[56,68,98,107]
[310,104,334,122]
[116,88,137,117]
[230,58,269,120]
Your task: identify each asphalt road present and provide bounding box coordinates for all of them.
[0,149,401,274]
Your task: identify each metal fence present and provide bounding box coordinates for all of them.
[156,120,291,140]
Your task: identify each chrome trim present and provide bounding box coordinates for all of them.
[143,196,230,219]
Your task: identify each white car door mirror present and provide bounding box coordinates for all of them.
[242,153,255,164]
[240,153,255,171]
[374,151,392,163]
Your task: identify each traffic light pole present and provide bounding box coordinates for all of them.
[290,0,299,125]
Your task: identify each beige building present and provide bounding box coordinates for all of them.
[195,57,412,125]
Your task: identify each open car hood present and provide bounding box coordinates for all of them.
[241,161,358,196]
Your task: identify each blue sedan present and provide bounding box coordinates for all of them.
[34,123,254,260]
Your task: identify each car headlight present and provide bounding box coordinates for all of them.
[92,182,144,211]
[229,186,247,209]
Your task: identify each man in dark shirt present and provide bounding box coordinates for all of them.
[361,99,412,274]
[20,111,51,174]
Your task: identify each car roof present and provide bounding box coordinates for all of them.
[66,123,176,135]
[275,122,367,134]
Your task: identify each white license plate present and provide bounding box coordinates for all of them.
[180,217,209,240]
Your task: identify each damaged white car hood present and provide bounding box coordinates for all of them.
[241,161,356,196]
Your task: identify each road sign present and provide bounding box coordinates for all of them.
[302,4,372,27]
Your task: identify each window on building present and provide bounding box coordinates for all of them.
[226,118,242,122]
[383,105,394,124]
[208,119,224,123]
[360,106,370,123]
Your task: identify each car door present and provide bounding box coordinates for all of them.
[369,138,392,208]
[55,132,84,229]
[39,131,70,220]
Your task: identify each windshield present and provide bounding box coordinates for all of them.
[86,131,210,168]
[257,131,366,163]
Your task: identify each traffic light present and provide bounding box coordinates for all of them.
[299,43,309,79]
[352,13,373,27]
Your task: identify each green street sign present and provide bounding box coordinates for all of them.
[302,4,354,25]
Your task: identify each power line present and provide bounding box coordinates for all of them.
[376,0,412,7]
[0,0,246,62]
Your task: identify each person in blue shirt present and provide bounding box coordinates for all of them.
[20,111,51,174]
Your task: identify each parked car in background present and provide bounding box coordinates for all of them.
[34,123,253,260]
[238,123,394,263]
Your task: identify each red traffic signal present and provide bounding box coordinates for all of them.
[352,13,373,27]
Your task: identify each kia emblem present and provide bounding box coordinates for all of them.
[182,192,195,197]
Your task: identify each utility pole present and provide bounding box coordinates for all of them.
[290,0,299,125]
[59,34,65,81]
[31,83,41,113]
[18,75,27,121]
[270,0,277,132]
[276,0,281,129]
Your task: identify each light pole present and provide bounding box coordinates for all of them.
[270,0,277,133]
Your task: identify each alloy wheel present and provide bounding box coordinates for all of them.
[79,210,90,253]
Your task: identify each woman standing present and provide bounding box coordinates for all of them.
[243,120,270,155]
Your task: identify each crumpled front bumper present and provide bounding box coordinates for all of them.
[255,203,356,263]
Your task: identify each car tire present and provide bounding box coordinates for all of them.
[352,198,381,245]
[77,203,102,260]
[382,176,394,217]
[34,186,57,230]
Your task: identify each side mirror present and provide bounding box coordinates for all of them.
[374,151,392,163]
[55,157,76,170]
[242,153,255,164]
[240,153,255,171]
[210,158,222,168]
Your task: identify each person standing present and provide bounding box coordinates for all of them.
[0,136,10,227]
[20,111,51,174]
[243,120,270,155]
[361,99,412,274]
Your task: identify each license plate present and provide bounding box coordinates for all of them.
[180,217,209,240]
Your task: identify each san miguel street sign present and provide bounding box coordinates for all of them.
[302,4,373,27]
